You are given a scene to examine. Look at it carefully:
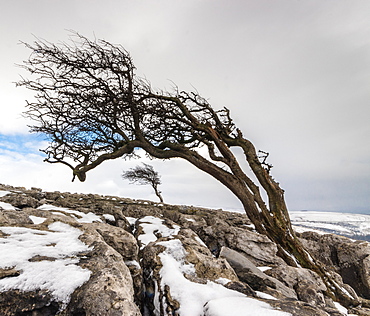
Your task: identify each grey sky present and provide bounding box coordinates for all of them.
[0,0,369,212]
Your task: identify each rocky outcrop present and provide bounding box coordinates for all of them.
[219,246,297,300]
[1,184,370,315]
[299,231,370,300]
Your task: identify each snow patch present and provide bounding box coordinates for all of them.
[185,218,195,222]
[256,291,277,300]
[0,222,91,304]
[29,215,46,224]
[138,216,180,248]
[194,235,208,248]
[125,260,141,269]
[102,213,115,222]
[215,277,232,285]
[257,266,272,272]
[38,204,102,223]
[204,296,289,316]
[156,239,291,316]
[0,201,17,210]
[0,190,11,197]
[290,211,370,238]
[333,302,357,315]
[126,216,138,225]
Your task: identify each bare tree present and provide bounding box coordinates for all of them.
[122,163,164,202]
[17,32,355,304]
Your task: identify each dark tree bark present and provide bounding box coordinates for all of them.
[17,32,356,305]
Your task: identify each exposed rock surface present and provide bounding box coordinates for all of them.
[1,184,370,315]
[299,231,370,300]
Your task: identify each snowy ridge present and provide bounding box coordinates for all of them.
[290,211,370,240]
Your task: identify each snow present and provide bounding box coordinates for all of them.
[126,216,138,225]
[244,223,256,230]
[38,204,102,223]
[256,291,277,300]
[102,213,115,222]
[29,215,46,224]
[0,201,17,210]
[156,239,291,316]
[125,260,141,269]
[292,225,326,235]
[257,266,272,272]
[194,235,208,248]
[0,190,11,197]
[289,211,370,237]
[331,280,355,300]
[334,302,347,314]
[185,218,195,222]
[293,221,353,234]
[0,221,91,304]
[280,248,301,268]
[333,302,357,315]
[204,296,289,316]
[215,277,232,285]
[137,216,180,248]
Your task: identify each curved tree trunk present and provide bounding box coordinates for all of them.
[153,184,164,203]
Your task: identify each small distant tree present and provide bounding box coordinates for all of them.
[122,163,164,203]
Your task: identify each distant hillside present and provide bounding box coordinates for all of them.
[290,210,370,241]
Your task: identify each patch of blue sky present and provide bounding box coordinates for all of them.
[0,133,47,156]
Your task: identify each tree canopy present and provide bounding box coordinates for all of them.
[17,33,296,262]
[18,32,355,305]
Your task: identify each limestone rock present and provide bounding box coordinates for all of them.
[268,300,332,316]
[61,226,141,316]
[140,226,245,315]
[0,289,59,316]
[1,189,42,209]
[0,186,141,316]
[300,231,370,299]
[2,184,370,315]
[0,209,33,225]
[92,222,139,260]
[219,246,297,300]
[265,264,327,307]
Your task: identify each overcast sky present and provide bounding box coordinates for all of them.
[0,0,369,212]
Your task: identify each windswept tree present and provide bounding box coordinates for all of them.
[18,32,355,304]
[122,163,164,203]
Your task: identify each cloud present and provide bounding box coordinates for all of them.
[0,137,241,210]
[0,0,369,212]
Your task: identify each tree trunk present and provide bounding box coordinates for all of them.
[153,185,164,203]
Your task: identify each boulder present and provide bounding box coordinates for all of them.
[0,209,33,226]
[219,246,297,299]
[265,264,327,307]
[3,195,41,209]
[0,290,59,316]
[92,222,139,260]
[60,226,141,316]
[300,231,370,299]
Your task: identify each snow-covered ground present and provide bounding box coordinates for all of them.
[155,238,291,316]
[0,222,91,304]
[0,193,101,307]
[290,211,370,240]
